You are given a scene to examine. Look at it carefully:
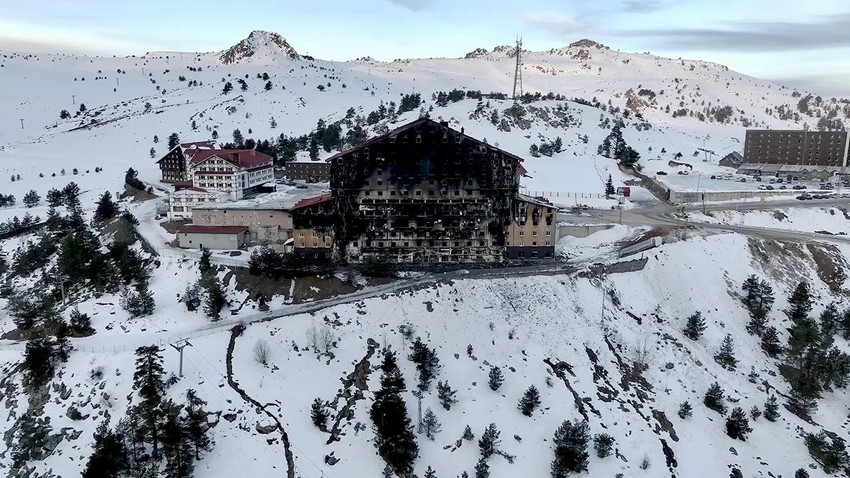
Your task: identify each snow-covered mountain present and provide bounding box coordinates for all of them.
[2,31,850,478]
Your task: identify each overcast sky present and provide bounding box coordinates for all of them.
[2,0,849,97]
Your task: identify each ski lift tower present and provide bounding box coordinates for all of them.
[512,36,523,101]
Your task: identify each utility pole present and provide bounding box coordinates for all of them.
[512,36,523,101]
[19,119,24,130]
[116,77,120,88]
[170,339,191,377]
[71,94,75,104]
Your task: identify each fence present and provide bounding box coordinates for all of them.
[520,190,605,200]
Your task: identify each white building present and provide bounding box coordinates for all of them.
[188,149,275,200]
[168,187,228,220]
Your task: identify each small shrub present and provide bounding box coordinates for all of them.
[593,433,615,458]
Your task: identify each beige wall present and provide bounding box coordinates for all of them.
[293,228,332,249]
[193,208,293,244]
[506,201,556,248]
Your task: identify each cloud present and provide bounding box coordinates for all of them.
[387,0,432,12]
[621,0,668,13]
[0,19,158,55]
[623,13,850,52]
[524,12,587,38]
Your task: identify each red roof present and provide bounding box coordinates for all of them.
[188,149,273,169]
[291,193,333,210]
[178,225,248,235]
[181,141,216,149]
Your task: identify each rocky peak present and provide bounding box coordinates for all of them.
[219,30,299,64]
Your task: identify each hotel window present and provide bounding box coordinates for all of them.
[546,231,552,236]
[519,231,524,236]
[532,231,538,236]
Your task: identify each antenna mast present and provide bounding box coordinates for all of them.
[512,36,523,101]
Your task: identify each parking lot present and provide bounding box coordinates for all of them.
[655,168,847,194]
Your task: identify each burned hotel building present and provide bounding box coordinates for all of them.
[291,118,557,264]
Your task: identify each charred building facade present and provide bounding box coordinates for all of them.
[292,118,554,264]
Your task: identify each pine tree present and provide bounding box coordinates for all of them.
[150,147,156,158]
[167,132,180,150]
[604,174,615,196]
[409,338,440,391]
[222,81,233,94]
[761,326,783,356]
[46,188,63,208]
[474,458,490,478]
[795,468,810,478]
[422,408,442,440]
[436,380,457,410]
[462,425,474,441]
[311,398,328,430]
[678,400,693,419]
[161,399,194,478]
[593,433,615,458]
[62,182,81,211]
[69,308,95,335]
[517,385,541,416]
[714,334,738,370]
[788,316,820,360]
[126,278,155,318]
[704,382,727,414]
[488,366,504,391]
[683,311,706,340]
[270,117,277,128]
[264,80,273,91]
[786,281,813,323]
[478,423,501,459]
[204,279,227,320]
[198,246,212,273]
[550,419,590,477]
[370,351,418,476]
[819,303,840,347]
[133,345,165,403]
[81,422,128,478]
[423,466,437,478]
[23,190,40,208]
[750,405,762,421]
[94,191,118,223]
[725,407,752,441]
[183,389,212,459]
[763,395,780,421]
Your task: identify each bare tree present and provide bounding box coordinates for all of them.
[319,325,335,354]
[253,339,270,366]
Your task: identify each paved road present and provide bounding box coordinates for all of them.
[562,196,850,245]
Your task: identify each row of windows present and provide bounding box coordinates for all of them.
[507,241,551,246]
[364,189,478,197]
[517,231,552,236]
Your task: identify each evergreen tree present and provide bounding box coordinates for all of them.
[409,338,441,391]
[478,423,501,459]
[311,398,328,430]
[133,345,165,403]
[819,303,840,347]
[60,109,71,119]
[160,399,194,478]
[222,81,233,94]
[23,190,40,208]
[678,400,693,419]
[204,278,227,320]
[462,425,474,441]
[46,188,63,208]
[714,334,738,370]
[725,407,751,441]
[795,469,810,478]
[370,351,418,476]
[593,433,615,458]
[786,281,813,323]
[81,422,128,478]
[761,326,783,357]
[422,408,442,440]
[232,129,244,147]
[517,385,541,416]
[167,132,180,150]
[788,315,820,360]
[94,191,118,223]
[763,395,780,421]
[750,405,762,421]
[704,382,727,415]
[125,277,155,318]
[436,380,457,410]
[198,246,212,273]
[424,465,437,478]
[550,419,590,477]
[474,458,490,478]
[183,389,212,459]
[62,181,81,211]
[604,174,615,196]
[23,338,57,389]
[153,135,159,143]
[264,80,273,91]
[150,147,157,158]
[683,311,706,340]
[309,136,319,160]
[488,366,504,391]
[69,308,95,335]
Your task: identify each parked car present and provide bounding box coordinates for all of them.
[766,185,774,190]
[710,175,717,180]
[776,178,784,183]
[797,193,812,200]
[792,176,800,181]
[792,184,807,190]
[656,171,668,175]
[779,185,787,189]
[758,185,768,190]
[677,170,689,175]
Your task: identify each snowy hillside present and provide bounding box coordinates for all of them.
[3,30,850,478]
